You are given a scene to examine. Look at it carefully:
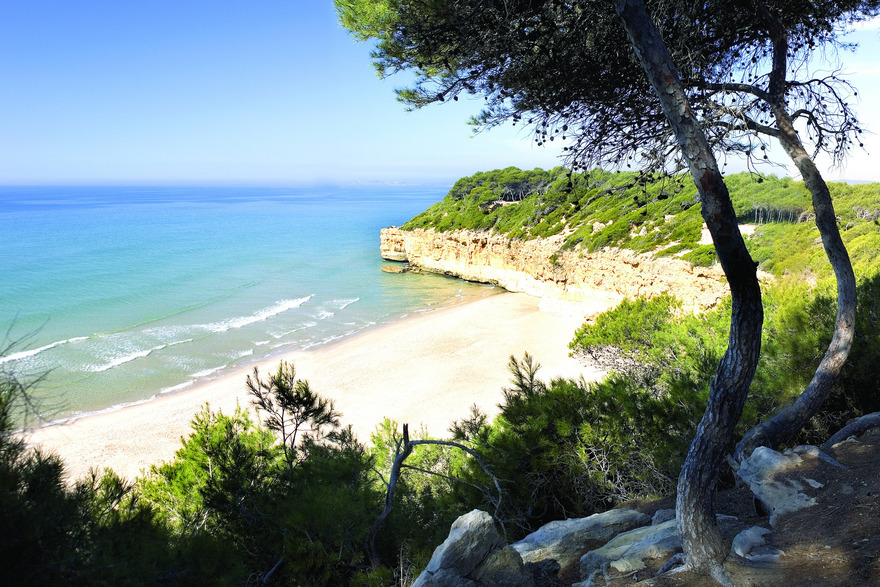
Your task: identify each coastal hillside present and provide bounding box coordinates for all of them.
[5,168,880,585]
[382,168,880,300]
[378,168,880,586]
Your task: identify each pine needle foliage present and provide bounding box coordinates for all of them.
[246,361,341,473]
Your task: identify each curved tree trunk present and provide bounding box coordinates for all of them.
[367,424,414,569]
[734,2,857,461]
[734,111,857,459]
[822,411,880,451]
[612,0,763,582]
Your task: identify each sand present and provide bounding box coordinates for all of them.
[25,291,619,482]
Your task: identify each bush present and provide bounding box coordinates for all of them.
[569,273,880,453]
[749,273,880,443]
[570,294,683,364]
[681,244,717,267]
[447,354,699,537]
[139,365,385,586]
[0,361,217,585]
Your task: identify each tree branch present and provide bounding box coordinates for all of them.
[365,423,503,569]
[686,79,772,103]
[822,412,880,452]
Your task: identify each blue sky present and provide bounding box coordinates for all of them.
[1,1,878,186]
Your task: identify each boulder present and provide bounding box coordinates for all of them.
[512,508,651,572]
[736,446,822,526]
[412,510,533,587]
[576,519,680,585]
[473,545,535,587]
[650,509,675,526]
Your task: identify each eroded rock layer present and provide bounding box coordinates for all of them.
[381,227,732,312]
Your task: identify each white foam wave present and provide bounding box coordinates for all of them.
[314,310,334,320]
[43,395,159,426]
[160,381,194,394]
[272,323,317,339]
[0,336,88,365]
[192,365,227,378]
[204,296,312,333]
[87,335,193,374]
[91,343,167,373]
[327,297,360,310]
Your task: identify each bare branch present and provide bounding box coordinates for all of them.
[366,422,503,569]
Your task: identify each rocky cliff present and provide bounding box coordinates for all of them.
[381,227,733,312]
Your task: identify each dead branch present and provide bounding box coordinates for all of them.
[365,423,503,569]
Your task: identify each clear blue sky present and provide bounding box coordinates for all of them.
[1,1,878,186]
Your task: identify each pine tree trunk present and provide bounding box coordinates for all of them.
[612,0,763,581]
[734,7,857,460]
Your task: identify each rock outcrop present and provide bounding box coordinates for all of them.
[735,444,846,526]
[414,433,880,586]
[381,228,734,312]
[411,510,534,587]
[577,518,680,585]
[512,509,651,575]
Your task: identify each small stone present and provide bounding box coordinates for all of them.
[731,526,771,558]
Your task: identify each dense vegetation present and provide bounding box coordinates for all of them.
[3,168,880,584]
[403,167,880,273]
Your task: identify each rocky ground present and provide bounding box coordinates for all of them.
[411,427,880,587]
[600,430,880,586]
[753,428,880,586]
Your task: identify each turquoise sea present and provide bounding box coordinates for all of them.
[0,185,495,421]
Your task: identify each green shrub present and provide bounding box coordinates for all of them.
[447,354,700,537]
[569,272,880,452]
[570,294,684,363]
[138,366,387,586]
[749,273,880,443]
[0,363,224,585]
[367,419,480,564]
[681,244,717,267]
[399,168,880,279]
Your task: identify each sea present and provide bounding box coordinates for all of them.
[0,184,496,423]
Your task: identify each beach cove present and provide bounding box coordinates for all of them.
[27,291,617,482]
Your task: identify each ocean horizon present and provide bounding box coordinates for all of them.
[0,184,496,423]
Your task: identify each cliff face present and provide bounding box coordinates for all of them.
[381,227,732,312]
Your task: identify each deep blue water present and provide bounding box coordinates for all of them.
[0,185,494,420]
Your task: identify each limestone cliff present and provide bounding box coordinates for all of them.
[381,227,734,312]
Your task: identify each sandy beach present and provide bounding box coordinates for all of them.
[25,291,619,482]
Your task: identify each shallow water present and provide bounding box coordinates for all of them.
[0,184,495,419]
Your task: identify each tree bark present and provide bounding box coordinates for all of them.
[612,0,763,582]
[366,424,413,569]
[734,1,857,461]
[822,411,880,451]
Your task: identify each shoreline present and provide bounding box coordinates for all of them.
[25,291,619,482]
[35,285,504,431]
